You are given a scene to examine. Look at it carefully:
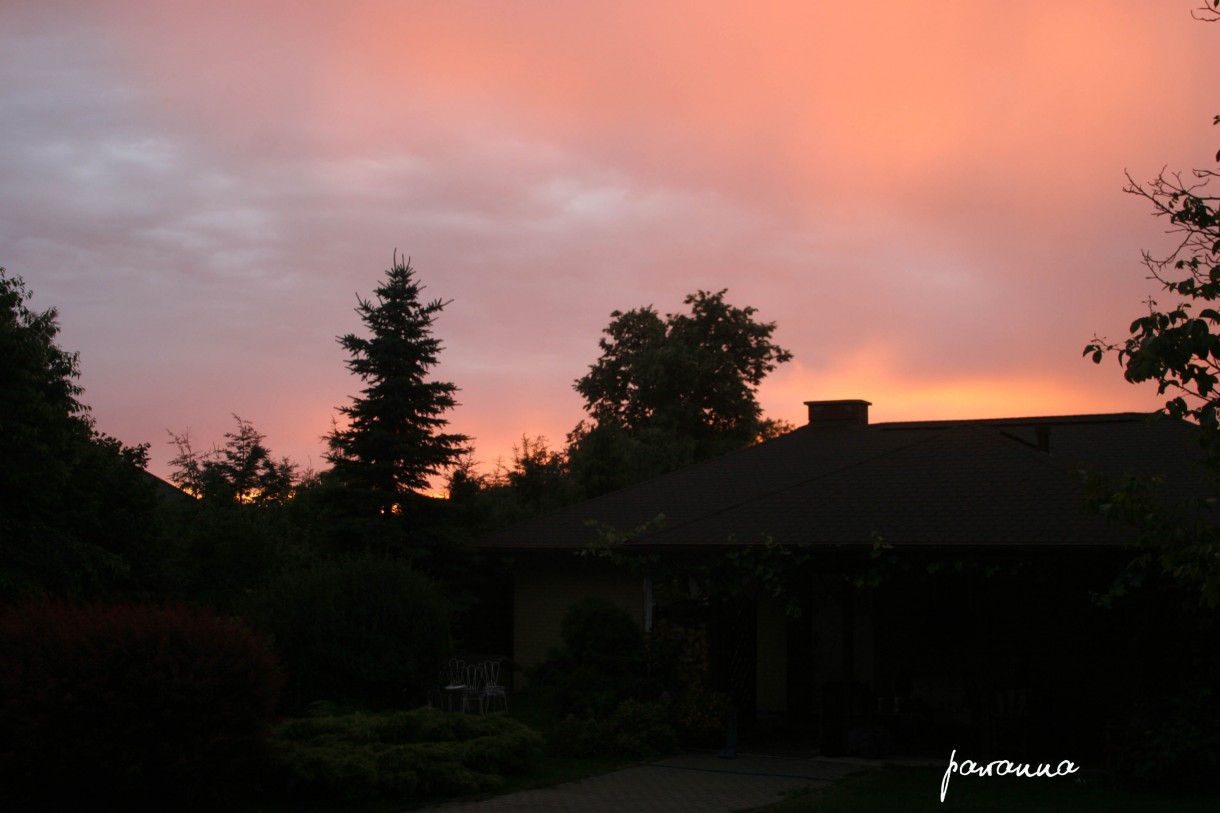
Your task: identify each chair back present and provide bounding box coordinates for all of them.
[463,661,485,692]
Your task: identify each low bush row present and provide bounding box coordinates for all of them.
[550,699,679,759]
[267,705,544,804]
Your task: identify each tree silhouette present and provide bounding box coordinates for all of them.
[1,268,158,599]
[569,289,791,494]
[1085,116,1220,608]
[325,255,469,524]
[168,415,297,506]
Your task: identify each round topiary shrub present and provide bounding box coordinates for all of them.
[0,601,281,811]
[529,597,654,716]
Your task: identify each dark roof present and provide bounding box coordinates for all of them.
[140,469,191,502]
[479,411,1208,551]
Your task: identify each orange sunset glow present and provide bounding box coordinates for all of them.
[2,1,1216,483]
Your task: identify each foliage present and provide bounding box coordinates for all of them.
[248,553,452,710]
[1084,130,1220,449]
[157,489,308,611]
[168,414,300,505]
[502,434,570,514]
[549,699,678,760]
[446,436,574,532]
[649,618,733,738]
[324,254,469,530]
[1081,19,1220,781]
[574,289,791,442]
[1083,70,1220,607]
[528,597,655,717]
[1103,583,1220,792]
[452,289,792,512]
[265,705,543,805]
[581,519,815,617]
[157,415,318,609]
[569,289,792,493]
[1120,685,1220,792]
[0,269,162,602]
[0,601,281,811]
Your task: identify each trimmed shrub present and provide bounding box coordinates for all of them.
[250,553,452,709]
[267,705,544,804]
[529,597,655,716]
[0,601,281,811]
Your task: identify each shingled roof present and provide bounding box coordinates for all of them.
[479,405,1206,552]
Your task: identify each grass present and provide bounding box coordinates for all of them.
[737,765,1220,813]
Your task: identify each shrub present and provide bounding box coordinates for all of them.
[550,699,678,760]
[650,617,731,741]
[0,601,281,811]
[1119,686,1220,791]
[560,595,646,661]
[267,705,543,804]
[529,597,654,716]
[250,553,452,709]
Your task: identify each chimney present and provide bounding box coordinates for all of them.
[805,399,871,427]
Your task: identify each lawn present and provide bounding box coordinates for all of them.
[738,765,1220,813]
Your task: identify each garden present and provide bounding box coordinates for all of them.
[0,592,698,812]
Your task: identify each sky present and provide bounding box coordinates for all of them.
[2,1,1217,487]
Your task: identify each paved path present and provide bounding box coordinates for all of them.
[416,752,868,813]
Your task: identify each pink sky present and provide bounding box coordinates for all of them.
[2,1,1217,486]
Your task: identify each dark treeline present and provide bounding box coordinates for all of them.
[0,260,794,810]
[0,259,793,710]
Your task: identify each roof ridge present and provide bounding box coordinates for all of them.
[481,427,811,539]
[626,425,960,544]
[628,422,1110,546]
[875,411,1156,430]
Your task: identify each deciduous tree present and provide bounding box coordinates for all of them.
[0,268,158,600]
[570,289,791,493]
[1085,113,1220,608]
[1080,10,1220,788]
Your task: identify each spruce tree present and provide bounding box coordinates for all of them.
[325,255,469,523]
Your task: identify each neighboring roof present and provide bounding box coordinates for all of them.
[141,469,191,502]
[479,412,1208,551]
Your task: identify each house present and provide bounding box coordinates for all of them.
[479,400,1207,760]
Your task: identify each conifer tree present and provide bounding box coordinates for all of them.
[325,255,469,521]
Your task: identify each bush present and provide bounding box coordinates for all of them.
[529,597,654,716]
[1119,687,1220,792]
[267,705,544,804]
[550,699,678,760]
[560,595,646,661]
[0,601,281,811]
[250,553,452,709]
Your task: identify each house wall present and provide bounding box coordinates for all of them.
[755,593,788,715]
[755,576,878,738]
[512,555,648,684]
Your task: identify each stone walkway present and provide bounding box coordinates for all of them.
[415,752,869,813]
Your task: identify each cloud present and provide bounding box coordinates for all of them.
[0,0,1209,481]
